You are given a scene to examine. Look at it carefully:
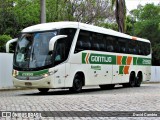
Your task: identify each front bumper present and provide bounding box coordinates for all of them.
[13,75,54,88]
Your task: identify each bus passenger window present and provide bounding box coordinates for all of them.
[75,41,83,52]
[93,43,100,51]
[99,43,105,51]
[106,36,115,52]
[128,40,137,54]
[146,43,151,55]
[75,30,91,53]
[118,38,127,53]
[82,41,91,50]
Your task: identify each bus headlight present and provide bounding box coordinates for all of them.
[43,73,49,78]
[42,72,53,78]
[12,70,17,77]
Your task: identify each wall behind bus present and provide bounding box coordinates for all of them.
[150,66,160,82]
[0,53,13,89]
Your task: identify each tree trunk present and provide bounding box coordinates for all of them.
[115,0,125,33]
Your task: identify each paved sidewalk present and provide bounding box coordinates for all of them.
[0,84,160,119]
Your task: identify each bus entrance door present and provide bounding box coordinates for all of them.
[53,64,66,88]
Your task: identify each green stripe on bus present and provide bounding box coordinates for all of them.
[18,69,49,76]
[133,57,137,65]
[136,57,151,66]
[82,53,151,66]
[122,56,127,65]
[82,52,87,64]
[119,66,124,74]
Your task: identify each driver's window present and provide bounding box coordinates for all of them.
[54,39,66,65]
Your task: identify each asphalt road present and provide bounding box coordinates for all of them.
[0,83,160,120]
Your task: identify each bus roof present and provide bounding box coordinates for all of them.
[22,21,150,43]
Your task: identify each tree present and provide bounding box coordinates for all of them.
[131,4,160,65]
[46,0,114,25]
[0,35,12,52]
[111,0,126,33]
[0,0,17,36]
[125,15,136,35]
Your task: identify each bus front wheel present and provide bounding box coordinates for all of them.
[38,88,49,93]
[69,74,83,93]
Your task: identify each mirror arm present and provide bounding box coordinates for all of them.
[6,38,18,53]
[49,35,67,51]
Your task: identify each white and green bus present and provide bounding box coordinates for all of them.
[6,22,151,93]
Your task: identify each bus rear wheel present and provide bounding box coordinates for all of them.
[38,88,49,93]
[69,74,83,93]
[135,73,142,87]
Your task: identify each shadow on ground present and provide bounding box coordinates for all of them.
[18,85,128,96]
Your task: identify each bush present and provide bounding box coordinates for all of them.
[0,35,12,52]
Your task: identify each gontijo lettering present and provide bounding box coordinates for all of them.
[91,56,112,63]
[82,53,116,64]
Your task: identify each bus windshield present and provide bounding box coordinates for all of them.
[14,30,57,69]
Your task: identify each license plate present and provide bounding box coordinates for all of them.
[25,82,32,86]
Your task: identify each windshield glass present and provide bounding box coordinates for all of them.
[14,31,57,69]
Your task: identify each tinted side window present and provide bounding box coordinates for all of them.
[92,33,105,51]
[138,41,150,55]
[106,36,117,52]
[128,40,137,54]
[75,30,91,53]
[118,38,128,53]
[145,42,151,55]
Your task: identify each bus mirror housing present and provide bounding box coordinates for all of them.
[6,38,18,53]
[49,35,67,51]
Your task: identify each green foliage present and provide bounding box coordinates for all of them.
[0,0,114,38]
[0,35,12,52]
[131,4,160,65]
[100,22,118,31]
[125,15,135,35]
[0,0,40,37]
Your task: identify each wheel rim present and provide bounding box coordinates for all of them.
[137,75,142,85]
[74,78,82,91]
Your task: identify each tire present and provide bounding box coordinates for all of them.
[135,73,142,87]
[99,84,115,90]
[69,74,83,93]
[129,72,136,87]
[38,88,49,93]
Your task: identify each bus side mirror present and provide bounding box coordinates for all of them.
[49,35,67,51]
[6,38,18,53]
